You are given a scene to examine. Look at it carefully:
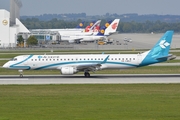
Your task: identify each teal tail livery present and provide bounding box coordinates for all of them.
[139,31,175,66]
[3,31,176,77]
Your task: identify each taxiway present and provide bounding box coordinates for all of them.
[0,74,179,85]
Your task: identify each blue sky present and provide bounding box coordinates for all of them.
[0,0,180,16]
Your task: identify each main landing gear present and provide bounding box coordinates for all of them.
[18,70,23,78]
[84,71,90,77]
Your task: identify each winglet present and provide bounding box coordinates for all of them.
[101,55,109,64]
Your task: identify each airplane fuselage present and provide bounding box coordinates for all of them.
[3,54,142,71]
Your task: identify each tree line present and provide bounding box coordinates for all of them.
[21,18,180,33]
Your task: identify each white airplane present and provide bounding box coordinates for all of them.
[30,20,101,34]
[3,31,176,77]
[60,19,120,43]
[58,20,101,36]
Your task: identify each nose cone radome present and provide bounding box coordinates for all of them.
[3,63,9,68]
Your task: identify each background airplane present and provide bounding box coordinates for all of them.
[3,31,176,77]
[31,20,101,34]
[58,20,101,36]
[60,19,120,43]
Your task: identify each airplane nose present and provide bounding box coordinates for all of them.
[3,63,9,68]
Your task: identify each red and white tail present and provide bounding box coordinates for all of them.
[85,20,101,32]
[104,19,120,36]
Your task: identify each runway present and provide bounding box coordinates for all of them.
[0,74,180,84]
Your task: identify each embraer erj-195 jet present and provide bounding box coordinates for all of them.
[3,31,176,77]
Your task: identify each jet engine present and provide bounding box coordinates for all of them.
[60,67,78,75]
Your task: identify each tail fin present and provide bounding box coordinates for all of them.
[96,26,106,36]
[104,19,120,36]
[96,20,113,36]
[140,31,174,66]
[76,21,85,28]
[85,20,101,32]
[90,20,101,32]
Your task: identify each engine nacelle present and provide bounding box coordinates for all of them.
[61,67,78,75]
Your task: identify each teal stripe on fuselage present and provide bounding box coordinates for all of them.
[34,61,138,70]
[10,55,33,68]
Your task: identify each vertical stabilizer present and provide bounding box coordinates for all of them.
[96,20,113,36]
[104,19,120,36]
[140,31,174,66]
[76,21,85,28]
[90,20,101,32]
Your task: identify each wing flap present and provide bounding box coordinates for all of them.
[76,63,101,71]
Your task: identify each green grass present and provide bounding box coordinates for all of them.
[0,84,180,120]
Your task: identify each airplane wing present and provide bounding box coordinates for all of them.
[76,63,102,71]
[68,38,83,43]
[72,38,83,41]
[59,55,109,72]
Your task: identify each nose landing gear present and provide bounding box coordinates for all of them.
[18,70,23,78]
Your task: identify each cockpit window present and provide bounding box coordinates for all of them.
[10,58,17,61]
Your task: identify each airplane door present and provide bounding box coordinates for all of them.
[23,56,28,65]
[137,54,142,64]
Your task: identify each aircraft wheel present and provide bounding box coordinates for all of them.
[20,74,23,78]
[84,72,90,77]
[18,70,24,78]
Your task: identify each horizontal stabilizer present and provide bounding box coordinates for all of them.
[156,54,176,60]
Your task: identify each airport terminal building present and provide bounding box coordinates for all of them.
[0,9,30,48]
